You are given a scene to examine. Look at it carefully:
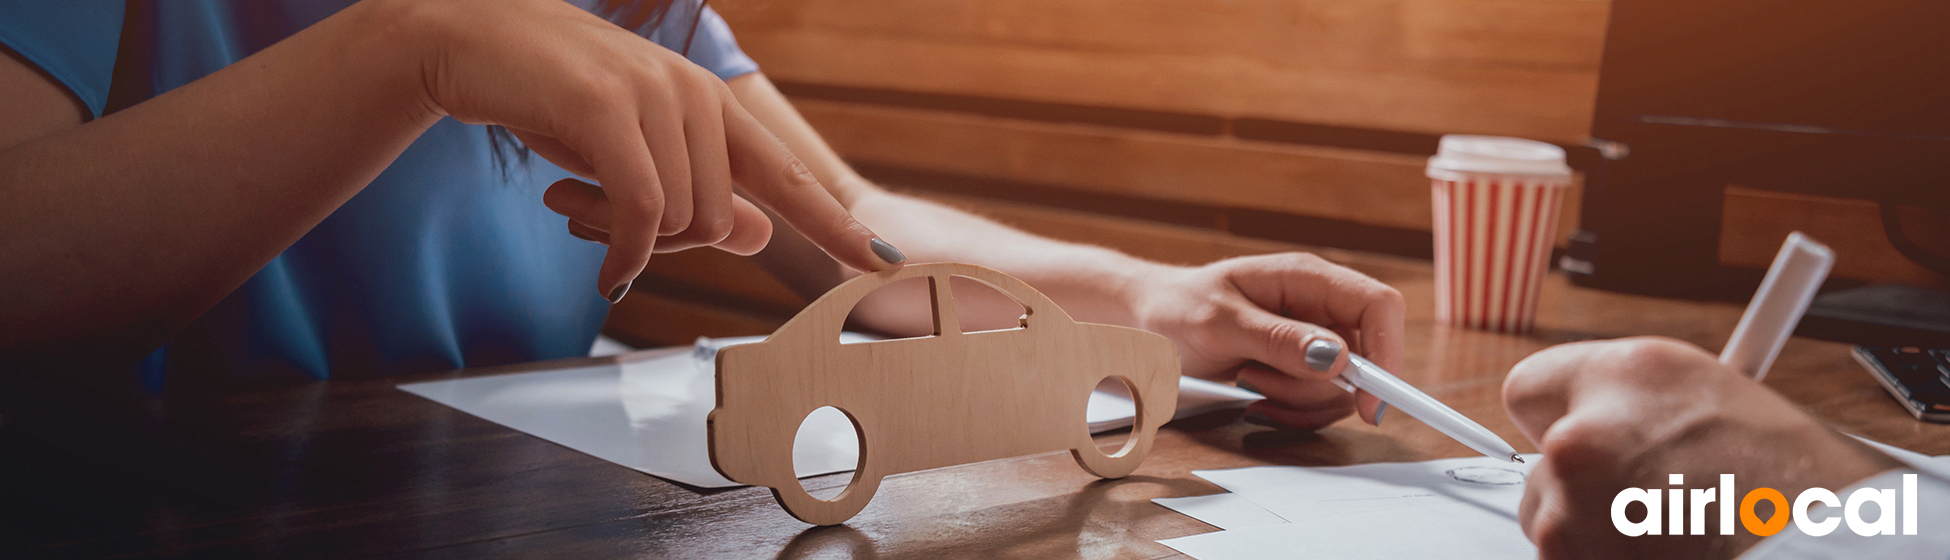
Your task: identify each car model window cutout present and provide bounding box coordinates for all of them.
[950,275,1031,334]
[840,276,943,344]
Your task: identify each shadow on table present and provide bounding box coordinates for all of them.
[774,525,879,560]
[771,474,1205,560]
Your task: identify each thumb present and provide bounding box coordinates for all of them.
[1214,305,1392,425]
[1214,305,1349,381]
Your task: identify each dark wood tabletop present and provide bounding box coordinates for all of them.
[4,254,1946,559]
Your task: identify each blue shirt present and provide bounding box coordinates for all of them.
[0,0,758,387]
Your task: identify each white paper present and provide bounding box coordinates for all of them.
[401,334,1262,488]
[400,342,858,488]
[1159,503,1535,560]
[1192,455,1540,524]
[588,335,637,357]
[1158,439,1945,560]
[1156,456,1541,559]
[1153,494,1289,531]
[1089,376,1263,432]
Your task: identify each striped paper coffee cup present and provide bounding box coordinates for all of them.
[1427,136,1573,335]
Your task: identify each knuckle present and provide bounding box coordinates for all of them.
[1539,418,1627,474]
[662,202,693,228]
[1506,340,1598,387]
[1607,337,1707,385]
[1259,320,1310,363]
[1503,348,1563,394]
[617,195,662,218]
[780,153,820,189]
[1376,285,1407,307]
[1500,368,1545,412]
[681,67,725,99]
[1280,251,1332,271]
[693,213,734,244]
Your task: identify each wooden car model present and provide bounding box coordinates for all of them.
[708,263,1180,525]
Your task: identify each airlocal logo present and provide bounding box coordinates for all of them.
[1612,474,1921,537]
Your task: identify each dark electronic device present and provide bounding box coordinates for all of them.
[1571,0,1950,297]
[1799,284,1950,348]
[1576,0,1950,366]
[1853,346,1950,423]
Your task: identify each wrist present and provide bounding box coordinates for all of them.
[345,0,458,125]
[1113,258,1192,331]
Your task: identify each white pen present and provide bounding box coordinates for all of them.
[1332,353,1524,463]
[1720,232,1833,380]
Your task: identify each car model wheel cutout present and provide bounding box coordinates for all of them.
[795,406,865,501]
[1087,376,1137,455]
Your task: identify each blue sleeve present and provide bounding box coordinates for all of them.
[684,6,758,81]
[0,0,124,119]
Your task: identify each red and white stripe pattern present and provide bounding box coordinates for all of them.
[1431,176,1567,334]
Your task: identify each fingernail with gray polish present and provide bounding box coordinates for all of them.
[1373,402,1388,426]
[606,280,632,304]
[1236,380,1262,395]
[1305,339,1342,371]
[870,238,906,265]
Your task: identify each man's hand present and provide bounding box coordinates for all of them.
[1130,253,1404,429]
[1502,337,1903,560]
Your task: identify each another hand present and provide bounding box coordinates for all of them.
[393,0,900,301]
[1502,337,1902,560]
[1131,253,1404,429]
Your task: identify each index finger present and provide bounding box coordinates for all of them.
[720,99,900,272]
[566,120,666,303]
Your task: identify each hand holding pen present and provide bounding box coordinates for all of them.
[1129,253,1406,431]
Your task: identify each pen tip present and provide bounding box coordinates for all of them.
[1511,454,1525,464]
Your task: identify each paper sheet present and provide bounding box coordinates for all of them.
[400,334,1262,488]
[1152,494,1289,531]
[1153,455,1542,559]
[1159,503,1536,560]
[1193,455,1541,524]
[1157,443,1950,560]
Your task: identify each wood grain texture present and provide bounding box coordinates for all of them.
[797,100,1588,242]
[708,263,1181,524]
[715,0,1609,143]
[797,98,1436,230]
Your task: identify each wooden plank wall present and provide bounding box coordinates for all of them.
[720,0,1607,142]
[605,0,1947,347]
[715,0,1606,255]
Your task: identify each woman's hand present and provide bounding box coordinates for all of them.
[396,0,901,301]
[1130,253,1404,430]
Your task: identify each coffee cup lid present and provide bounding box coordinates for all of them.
[1426,135,1572,179]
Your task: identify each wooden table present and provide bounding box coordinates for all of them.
[3,254,1945,558]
